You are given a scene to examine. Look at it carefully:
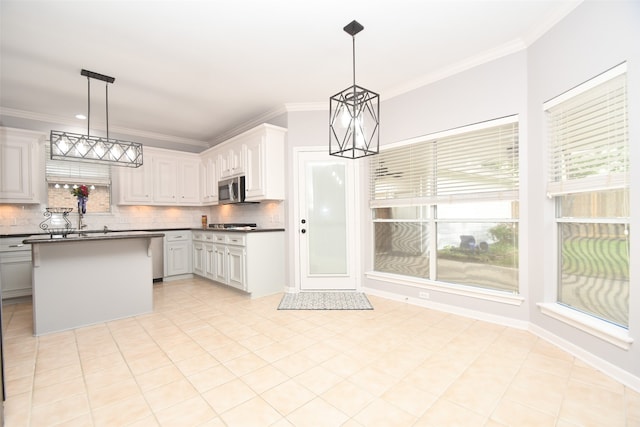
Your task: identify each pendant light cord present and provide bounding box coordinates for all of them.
[105,82,109,140]
[86,76,91,137]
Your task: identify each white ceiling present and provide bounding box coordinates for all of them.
[0,0,581,152]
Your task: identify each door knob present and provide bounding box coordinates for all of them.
[301,219,306,224]
[301,229,306,234]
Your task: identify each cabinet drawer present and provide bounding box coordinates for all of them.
[1,237,33,252]
[213,234,227,243]
[226,234,246,246]
[165,232,190,242]
[192,231,206,241]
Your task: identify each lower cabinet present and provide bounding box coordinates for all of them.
[164,231,192,278]
[193,230,284,298]
[192,241,205,276]
[0,237,34,299]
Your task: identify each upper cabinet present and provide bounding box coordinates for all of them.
[0,127,44,204]
[217,145,244,179]
[116,123,286,206]
[202,123,287,203]
[243,124,286,201]
[116,147,200,206]
[201,152,218,205]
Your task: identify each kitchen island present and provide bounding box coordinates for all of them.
[23,231,164,335]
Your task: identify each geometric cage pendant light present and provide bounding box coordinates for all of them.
[330,20,379,159]
[50,69,143,168]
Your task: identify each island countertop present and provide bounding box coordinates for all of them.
[23,231,165,245]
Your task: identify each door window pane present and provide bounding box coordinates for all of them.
[307,163,347,274]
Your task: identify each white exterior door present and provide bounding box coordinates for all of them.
[295,149,359,291]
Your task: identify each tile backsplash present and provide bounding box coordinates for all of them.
[0,201,285,235]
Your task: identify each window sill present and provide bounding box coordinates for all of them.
[365,271,524,306]
[537,303,633,350]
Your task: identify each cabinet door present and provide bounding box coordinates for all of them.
[153,156,178,203]
[167,241,190,276]
[214,244,228,283]
[227,246,246,290]
[243,135,265,200]
[0,253,33,299]
[178,158,200,204]
[204,243,215,280]
[201,155,218,204]
[120,163,153,203]
[193,241,204,276]
[218,147,244,178]
[0,129,41,203]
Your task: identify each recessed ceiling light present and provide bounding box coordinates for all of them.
[75,114,87,120]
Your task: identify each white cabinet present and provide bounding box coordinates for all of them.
[118,162,153,203]
[243,124,286,201]
[164,231,192,278]
[217,145,244,179]
[117,148,201,206]
[0,237,33,299]
[192,240,205,276]
[0,127,44,204]
[192,230,284,298]
[204,242,215,280]
[227,244,246,291]
[153,155,178,203]
[177,158,200,204]
[201,153,218,204]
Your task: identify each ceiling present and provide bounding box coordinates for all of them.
[0,0,581,153]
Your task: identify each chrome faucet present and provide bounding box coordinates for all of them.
[78,213,87,234]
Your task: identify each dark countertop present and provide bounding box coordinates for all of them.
[23,231,165,244]
[1,227,285,240]
[192,228,285,233]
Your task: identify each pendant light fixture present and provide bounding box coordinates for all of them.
[330,20,380,159]
[50,69,143,168]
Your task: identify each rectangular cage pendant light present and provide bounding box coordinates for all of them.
[329,20,380,159]
[50,69,143,168]
[49,131,143,167]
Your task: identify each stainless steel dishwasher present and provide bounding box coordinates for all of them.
[150,236,164,281]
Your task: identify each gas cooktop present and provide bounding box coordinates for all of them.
[208,223,257,230]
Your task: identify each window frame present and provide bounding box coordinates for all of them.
[368,116,523,305]
[539,62,631,345]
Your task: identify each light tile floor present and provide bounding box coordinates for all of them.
[2,277,638,426]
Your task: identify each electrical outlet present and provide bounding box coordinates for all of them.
[419,291,430,299]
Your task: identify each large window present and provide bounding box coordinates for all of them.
[371,117,519,293]
[545,63,629,327]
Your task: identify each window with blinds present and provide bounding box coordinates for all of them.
[45,143,111,185]
[546,62,630,328]
[370,116,519,206]
[545,62,628,196]
[45,143,112,213]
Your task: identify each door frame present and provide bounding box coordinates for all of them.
[292,146,362,292]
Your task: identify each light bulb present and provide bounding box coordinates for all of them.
[95,143,105,158]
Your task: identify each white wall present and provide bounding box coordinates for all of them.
[283,0,640,388]
[527,0,640,381]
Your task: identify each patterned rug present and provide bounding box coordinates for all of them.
[277,292,374,310]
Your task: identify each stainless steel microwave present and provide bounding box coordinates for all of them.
[218,176,246,204]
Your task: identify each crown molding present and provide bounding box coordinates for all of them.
[0,107,210,149]
[521,0,583,46]
[208,105,290,146]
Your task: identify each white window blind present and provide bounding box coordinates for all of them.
[370,117,519,206]
[545,63,628,196]
[45,143,111,185]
